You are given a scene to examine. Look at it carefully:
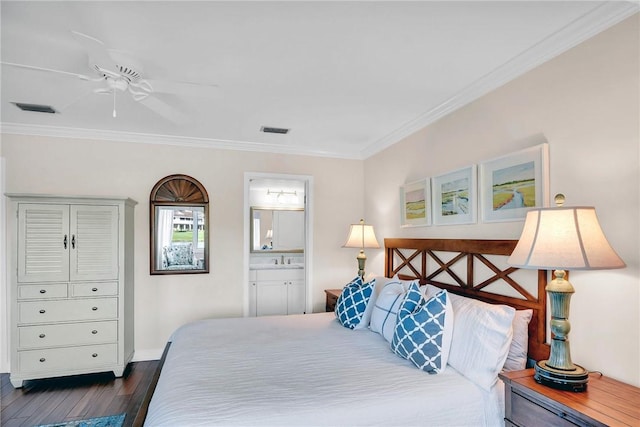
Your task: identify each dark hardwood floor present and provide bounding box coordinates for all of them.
[1,361,159,427]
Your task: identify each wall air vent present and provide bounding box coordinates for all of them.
[260,126,290,134]
[12,102,57,114]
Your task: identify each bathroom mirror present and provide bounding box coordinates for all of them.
[251,207,304,253]
[150,174,209,274]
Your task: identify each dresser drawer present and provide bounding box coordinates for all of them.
[17,284,68,300]
[17,343,118,374]
[70,282,118,297]
[511,390,576,427]
[18,298,118,324]
[18,321,118,349]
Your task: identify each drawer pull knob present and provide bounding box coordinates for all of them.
[39,334,45,338]
[92,307,98,311]
[39,358,46,362]
[92,330,98,334]
[91,287,98,292]
[39,289,46,294]
[92,353,98,358]
[39,309,46,314]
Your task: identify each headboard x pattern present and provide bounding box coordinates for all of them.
[384,238,550,362]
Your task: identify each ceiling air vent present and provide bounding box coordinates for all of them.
[261,126,290,134]
[12,102,57,114]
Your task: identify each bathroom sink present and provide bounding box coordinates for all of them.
[250,263,304,270]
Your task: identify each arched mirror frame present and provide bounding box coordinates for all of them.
[150,174,209,275]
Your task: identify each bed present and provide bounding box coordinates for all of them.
[142,238,550,427]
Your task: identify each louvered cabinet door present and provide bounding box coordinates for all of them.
[17,204,70,283]
[69,205,119,281]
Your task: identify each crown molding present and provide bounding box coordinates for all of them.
[0,122,361,160]
[360,1,640,159]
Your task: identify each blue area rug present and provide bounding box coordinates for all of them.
[35,413,125,427]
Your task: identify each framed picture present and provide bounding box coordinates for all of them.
[431,165,477,226]
[479,143,550,223]
[400,178,431,227]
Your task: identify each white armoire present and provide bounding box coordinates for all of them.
[6,194,136,387]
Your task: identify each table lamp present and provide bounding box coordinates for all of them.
[508,194,625,391]
[343,219,380,278]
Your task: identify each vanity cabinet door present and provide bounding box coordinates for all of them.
[287,280,305,315]
[256,281,288,316]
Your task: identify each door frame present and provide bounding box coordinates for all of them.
[243,172,313,316]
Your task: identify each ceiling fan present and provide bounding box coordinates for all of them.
[2,31,219,123]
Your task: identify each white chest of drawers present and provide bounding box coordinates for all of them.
[6,194,136,388]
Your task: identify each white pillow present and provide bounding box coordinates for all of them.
[370,278,415,342]
[424,285,515,391]
[503,309,533,371]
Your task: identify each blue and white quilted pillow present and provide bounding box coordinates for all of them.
[335,277,377,330]
[391,283,453,373]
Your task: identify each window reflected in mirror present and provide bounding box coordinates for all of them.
[150,175,209,274]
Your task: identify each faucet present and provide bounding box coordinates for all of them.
[281,255,285,265]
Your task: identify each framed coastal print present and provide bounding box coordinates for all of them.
[431,165,477,226]
[400,178,431,227]
[479,143,549,223]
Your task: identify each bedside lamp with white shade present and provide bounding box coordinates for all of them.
[343,219,380,278]
[508,194,625,392]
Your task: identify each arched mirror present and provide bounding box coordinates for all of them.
[150,174,209,275]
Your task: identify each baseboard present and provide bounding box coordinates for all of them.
[133,348,165,362]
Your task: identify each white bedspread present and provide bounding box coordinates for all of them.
[145,312,504,427]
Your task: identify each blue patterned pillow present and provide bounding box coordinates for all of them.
[391,283,453,373]
[335,276,376,330]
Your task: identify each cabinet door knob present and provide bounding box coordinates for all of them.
[63,235,67,249]
[39,334,45,338]
[39,309,46,314]
[39,358,46,362]
[92,307,98,311]
[92,353,98,358]
[92,330,98,334]
[71,234,76,249]
[39,289,46,294]
[91,287,98,292]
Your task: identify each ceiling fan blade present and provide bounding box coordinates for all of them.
[143,79,219,98]
[138,95,189,124]
[1,61,95,81]
[71,30,117,73]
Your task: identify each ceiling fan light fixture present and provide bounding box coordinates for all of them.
[12,102,57,114]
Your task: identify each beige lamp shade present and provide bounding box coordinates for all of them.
[343,219,380,249]
[265,229,273,239]
[508,206,625,270]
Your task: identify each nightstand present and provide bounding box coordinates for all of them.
[324,289,342,312]
[499,369,640,427]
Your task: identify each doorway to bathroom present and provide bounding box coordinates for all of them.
[244,173,313,317]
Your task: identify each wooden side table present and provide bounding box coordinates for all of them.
[499,369,640,426]
[324,289,342,312]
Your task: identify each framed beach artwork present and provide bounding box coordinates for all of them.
[400,178,431,227]
[431,165,477,226]
[479,143,550,222]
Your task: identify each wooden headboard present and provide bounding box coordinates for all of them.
[384,238,550,362]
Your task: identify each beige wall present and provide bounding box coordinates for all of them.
[364,15,640,385]
[0,137,364,363]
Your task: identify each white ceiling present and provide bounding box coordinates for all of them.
[1,1,637,159]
